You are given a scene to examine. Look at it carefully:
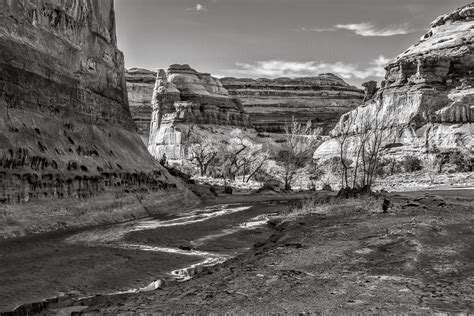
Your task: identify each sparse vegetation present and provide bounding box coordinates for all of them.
[402,155,423,172]
[282,195,384,218]
[334,107,399,195]
[277,118,322,191]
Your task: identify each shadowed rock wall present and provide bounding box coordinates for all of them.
[126,68,157,144]
[0,0,198,238]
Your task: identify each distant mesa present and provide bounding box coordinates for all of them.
[126,68,366,139]
[220,74,365,134]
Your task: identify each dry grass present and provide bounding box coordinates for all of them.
[282,196,383,218]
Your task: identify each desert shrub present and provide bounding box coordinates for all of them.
[323,157,352,175]
[252,168,272,183]
[378,158,402,176]
[284,196,382,218]
[436,149,472,173]
[403,156,422,172]
[259,179,284,192]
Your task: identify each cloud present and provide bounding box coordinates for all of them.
[298,27,337,32]
[187,3,208,12]
[224,56,391,80]
[299,22,413,37]
[335,22,413,36]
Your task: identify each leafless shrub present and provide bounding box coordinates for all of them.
[334,107,399,194]
[278,118,322,191]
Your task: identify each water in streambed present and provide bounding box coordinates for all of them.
[0,201,283,313]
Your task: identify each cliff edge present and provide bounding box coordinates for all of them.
[316,3,474,159]
[0,0,199,238]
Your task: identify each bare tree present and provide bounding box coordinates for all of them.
[189,136,220,176]
[182,126,221,176]
[279,118,322,191]
[335,106,399,195]
[333,110,358,189]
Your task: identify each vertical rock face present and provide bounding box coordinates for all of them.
[315,3,474,159]
[125,68,157,143]
[0,0,198,238]
[148,64,251,160]
[220,75,364,133]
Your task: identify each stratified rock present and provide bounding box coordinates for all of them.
[148,65,251,160]
[220,75,364,133]
[0,0,198,238]
[126,68,157,143]
[315,3,474,159]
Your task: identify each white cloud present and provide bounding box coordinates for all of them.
[335,22,412,36]
[187,3,208,12]
[299,22,413,37]
[224,56,391,80]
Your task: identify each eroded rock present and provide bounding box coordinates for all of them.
[316,3,474,159]
[0,0,198,238]
[147,64,252,160]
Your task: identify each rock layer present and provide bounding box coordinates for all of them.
[220,75,364,133]
[125,68,157,143]
[316,3,474,159]
[148,65,251,160]
[0,0,198,238]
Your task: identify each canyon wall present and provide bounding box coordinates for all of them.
[126,68,156,144]
[220,75,364,133]
[315,3,474,159]
[0,0,198,238]
[148,64,252,160]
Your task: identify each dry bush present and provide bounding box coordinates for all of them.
[403,155,423,173]
[282,196,383,218]
[278,118,322,191]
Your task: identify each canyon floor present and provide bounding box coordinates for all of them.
[3,188,471,315]
[0,194,310,314]
[79,188,473,314]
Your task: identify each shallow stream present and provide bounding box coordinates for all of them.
[0,201,283,313]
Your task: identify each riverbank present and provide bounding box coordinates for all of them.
[0,194,312,314]
[74,189,473,314]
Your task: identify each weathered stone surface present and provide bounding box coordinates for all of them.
[220,75,364,133]
[148,65,251,160]
[125,68,157,143]
[362,81,378,102]
[315,3,474,159]
[0,0,198,238]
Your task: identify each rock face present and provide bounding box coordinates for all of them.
[220,75,364,133]
[125,68,157,144]
[148,64,251,160]
[0,0,198,238]
[316,3,474,159]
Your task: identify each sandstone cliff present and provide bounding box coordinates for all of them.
[125,68,157,144]
[220,75,364,133]
[148,65,251,160]
[0,0,198,238]
[315,3,474,159]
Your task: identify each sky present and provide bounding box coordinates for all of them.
[115,0,468,87]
